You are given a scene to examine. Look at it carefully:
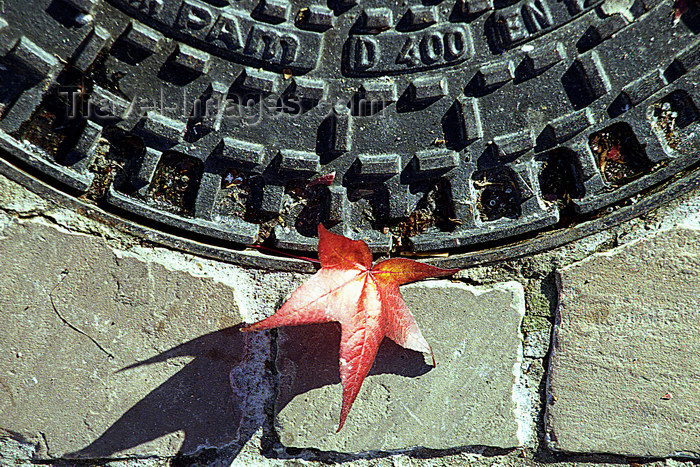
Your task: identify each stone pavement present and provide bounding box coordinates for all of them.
[1,170,700,466]
[275,281,526,452]
[0,220,257,459]
[547,227,700,458]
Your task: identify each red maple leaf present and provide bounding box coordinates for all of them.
[242,224,458,430]
[674,0,689,24]
[307,171,336,187]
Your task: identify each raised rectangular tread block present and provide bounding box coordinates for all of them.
[237,68,277,94]
[457,96,483,141]
[123,22,163,53]
[566,136,606,181]
[193,171,220,220]
[387,182,416,219]
[73,26,110,72]
[524,41,565,73]
[273,226,321,251]
[279,149,320,173]
[578,50,612,98]
[292,77,326,101]
[90,86,131,122]
[672,40,700,73]
[494,129,534,156]
[253,0,290,24]
[357,8,393,34]
[547,109,593,143]
[173,44,210,74]
[361,80,398,102]
[513,164,539,202]
[411,76,446,101]
[406,5,437,28]
[332,111,352,152]
[138,111,186,148]
[357,153,400,176]
[296,5,334,31]
[478,59,515,87]
[261,184,285,214]
[196,81,229,131]
[403,6,437,29]
[130,147,161,194]
[63,0,98,13]
[456,0,494,15]
[416,148,459,171]
[7,36,59,78]
[328,185,349,223]
[347,229,392,253]
[62,119,102,171]
[621,70,665,106]
[596,13,628,39]
[220,138,265,169]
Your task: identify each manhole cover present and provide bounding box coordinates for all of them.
[0,0,699,270]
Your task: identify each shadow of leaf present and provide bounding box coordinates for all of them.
[66,326,248,459]
[275,322,433,415]
[67,322,433,460]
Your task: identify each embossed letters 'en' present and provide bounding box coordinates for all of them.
[491,0,603,49]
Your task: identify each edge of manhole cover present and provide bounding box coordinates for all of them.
[2,152,699,272]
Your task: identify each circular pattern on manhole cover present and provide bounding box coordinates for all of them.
[0,0,699,269]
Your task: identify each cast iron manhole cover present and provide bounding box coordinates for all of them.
[0,0,699,270]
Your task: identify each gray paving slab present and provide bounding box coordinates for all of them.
[0,220,262,459]
[274,280,527,452]
[0,173,49,214]
[547,226,700,458]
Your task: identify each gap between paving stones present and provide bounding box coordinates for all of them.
[2,172,700,465]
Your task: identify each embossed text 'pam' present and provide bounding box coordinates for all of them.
[112,0,321,71]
